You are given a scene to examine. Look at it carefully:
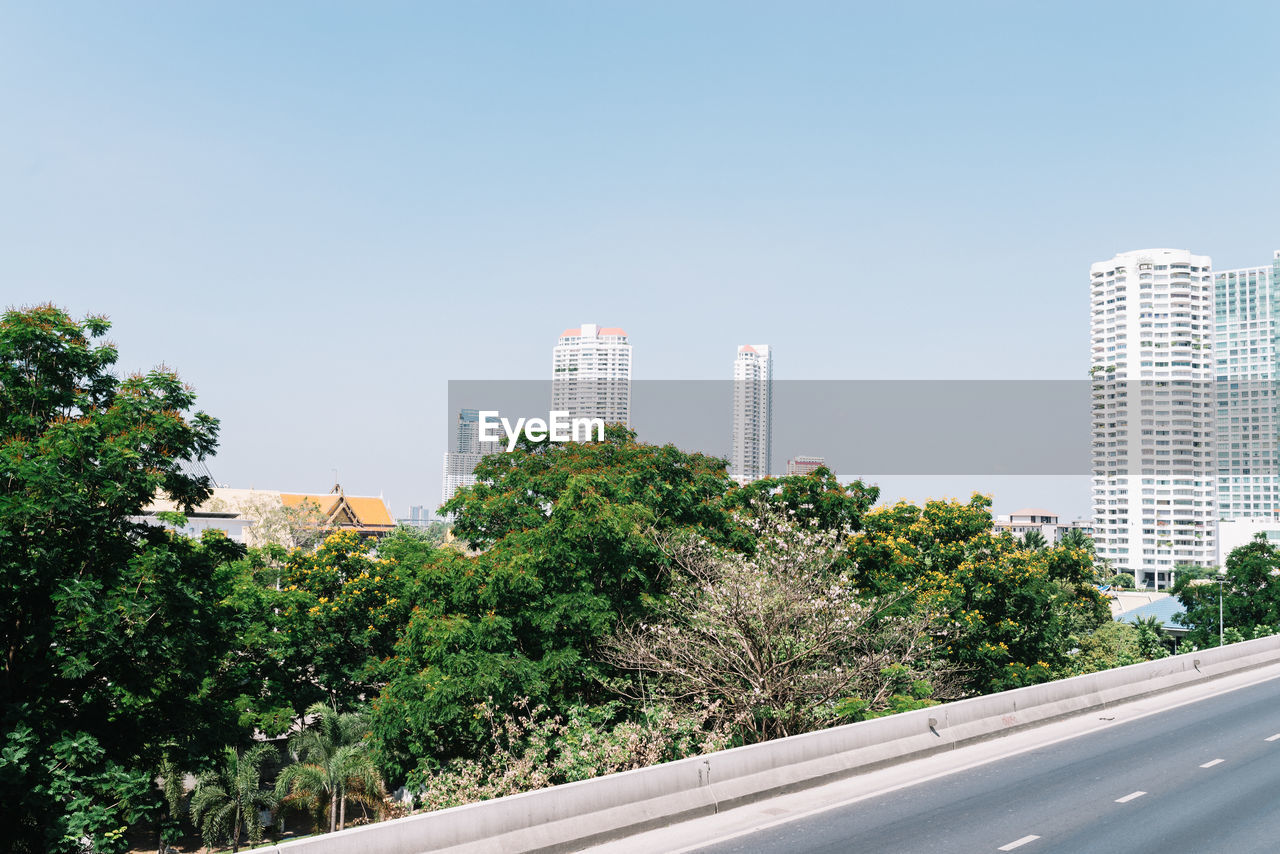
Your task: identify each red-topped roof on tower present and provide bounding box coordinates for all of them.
[559,326,628,338]
[739,345,757,354]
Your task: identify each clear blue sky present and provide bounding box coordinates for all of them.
[4,1,1278,517]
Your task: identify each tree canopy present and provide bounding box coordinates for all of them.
[0,306,241,853]
[848,495,1109,691]
[1175,534,1280,646]
[372,426,737,782]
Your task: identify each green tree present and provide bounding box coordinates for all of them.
[217,554,304,739]
[376,522,441,566]
[0,306,241,853]
[277,531,421,709]
[155,753,189,852]
[1060,621,1142,677]
[410,520,450,547]
[1173,562,1219,583]
[413,700,729,812]
[848,495,1109,693]
[1131,616,1171,659]
[1175,535,1280,647]
[219,528,428,739]
[721,467,878,536]
[276,702,384,834]
[189,744,279,853]
[372,426,736,783]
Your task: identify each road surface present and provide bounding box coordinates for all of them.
[587,665,1280,854]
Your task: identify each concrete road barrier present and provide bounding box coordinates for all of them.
[261,634,1280,854]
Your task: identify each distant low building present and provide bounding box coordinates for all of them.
[144,485,395,548]
[785,456,827,476]
[279,487,395,539]
[992,508,1093,545]
[400,504,438,528]
[1115,594,1189,639]
[132,501,253,544]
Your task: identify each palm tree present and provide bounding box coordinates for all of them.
[1058,527,1094,553]
[275,702,385,833]
[155,752,187,854]
[1021,530,1048,551]
[189,743,279,853]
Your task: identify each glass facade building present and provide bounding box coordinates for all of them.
[1214,251,1280,521]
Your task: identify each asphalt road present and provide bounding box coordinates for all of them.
[695,674,1280,854]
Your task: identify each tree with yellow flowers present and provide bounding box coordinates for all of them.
[848,494,1109,693]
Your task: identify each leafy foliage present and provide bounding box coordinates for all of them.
[721,468,878,537]
[1057,527,1093,553]
[278,531,420,706]
[412,699,729,812]
[206,492,334,550]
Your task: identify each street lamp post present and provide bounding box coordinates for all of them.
[1217,571,1226,647]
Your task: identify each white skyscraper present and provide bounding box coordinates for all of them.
[551,324,632,425]
[1091,249,1217,587]
[730,344,772,484]
[1214,251,1280,521]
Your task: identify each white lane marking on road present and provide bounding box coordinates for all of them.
[1200,758,1225,768]
[998,836,1041,851]
[1115,791,1146,803]
[1266,733,1280,742]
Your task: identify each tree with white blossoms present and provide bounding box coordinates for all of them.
[205,492,334,551]
[605,511,961,743]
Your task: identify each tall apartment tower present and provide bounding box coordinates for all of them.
[1091,249,1217,588]
[551,323,632,425]
[730,345,773,484]
[1214,251,1280,521]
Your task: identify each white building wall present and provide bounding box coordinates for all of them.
[441,451,486,505]
[1091,248,1217,587]
[131,513,252,543]
[1217,517,1280,565]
